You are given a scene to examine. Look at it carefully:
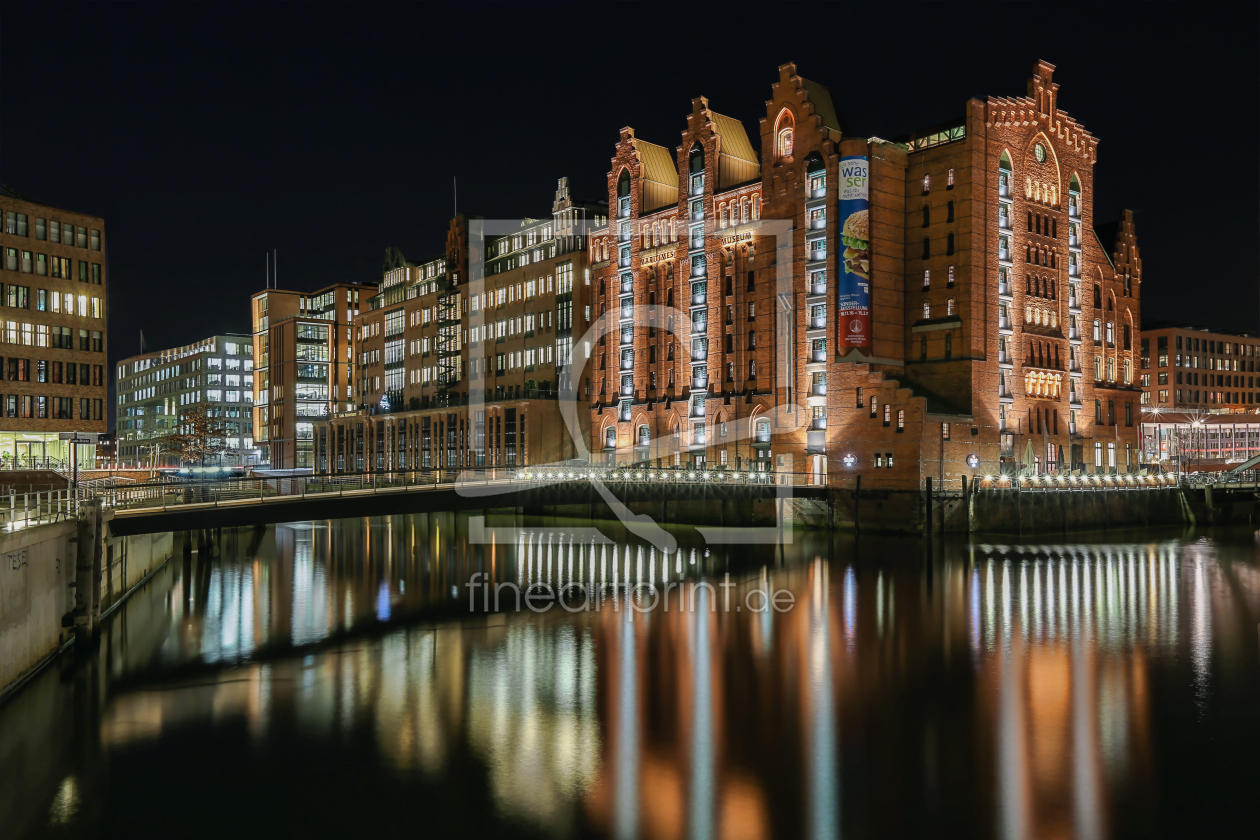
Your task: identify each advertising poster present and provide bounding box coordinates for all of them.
[837,155,871,350]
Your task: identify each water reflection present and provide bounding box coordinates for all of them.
[2,519,1257,840]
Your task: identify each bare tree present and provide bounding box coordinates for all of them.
[168,402,227,466]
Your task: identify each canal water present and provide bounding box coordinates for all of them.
[2,514,1257,839]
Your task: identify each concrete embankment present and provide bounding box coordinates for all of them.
[0,503,172,700]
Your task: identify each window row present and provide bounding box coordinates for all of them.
[2,358,105,385]
[0,323,103,351]
[0,394,104,420]
[3,250,103,281]
[3,213,101,250]
[2,285,103,316]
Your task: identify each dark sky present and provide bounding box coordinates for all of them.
[2,2,1257,379]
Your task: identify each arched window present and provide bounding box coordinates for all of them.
[947,298,955,316]
[617,169,631,198]
[605,427,616,448]
[637,424,650,445]
[755,418,771,442]
[689,142,705,174]
[1069,174,1081,193]
[772,108,796,159]
[751,195,760,220]
[999,151,1013,171]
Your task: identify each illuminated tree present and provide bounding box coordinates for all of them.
[168,402,227,466]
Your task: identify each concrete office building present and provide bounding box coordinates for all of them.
[115,334,257,467]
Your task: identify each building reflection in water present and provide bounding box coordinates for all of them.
[17,516,1252,840]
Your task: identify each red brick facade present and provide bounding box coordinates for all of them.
[588,61,1145,485]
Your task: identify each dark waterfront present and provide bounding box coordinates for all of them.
[2,515,1257,839]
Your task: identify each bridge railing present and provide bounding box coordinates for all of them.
[0,489,75,531]
[93,466,838,515]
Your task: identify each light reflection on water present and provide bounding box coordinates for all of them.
[2,517,1257,840]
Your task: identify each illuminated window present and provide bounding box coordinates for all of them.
[947,298,955,316]
[947,168,954,187]
[778,127,793,158]
[896,409,905,431]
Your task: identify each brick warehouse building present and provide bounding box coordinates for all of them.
[318,180,606,473]
[587,60,1144,486]
[0,188,108,468]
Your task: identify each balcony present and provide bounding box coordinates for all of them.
[753,430,771,446]
[808,247,827,263]
[620,277,634,294]
[809,215,827,231]
[619,408,632,423]
[691,179,704,197]
[689,430,707,448]
[691,347,708,362]
[999,215,1011,230]
[1068,295,1079,310]
[808,281,827,297]
[619,253,631,269]
[998,247,1011,262]
[690,262,706,278]
[636,435,651,448]
[620,356,634,372]
[999,317,1012,330]
[691,317,707,333]
[999,183,1011,199]
[1069,234,1079,246]
[808,315,827,330]
[690,401,706,419]
[619,308,634,322]
[1069,327,1080,339]
[811,382,827,396]
[1069,201,1080,219]
[691,291,706,307]
[620,331,633,346]
[810,348,827,363]
[618,227,631,243]
[998,351,1010,364]
[810,185,827,200]
[1069,421,1078,434]
[1070,393,1082,406]
[620,382,634,397]
[1069,264,1079,277]
[998,281,1012,296]
[692,374,708,391]
[618,198,631,219]
[691,208,705,222]
[806,429,826,454]
[1070,360,1081,372]
[810,417,827,431]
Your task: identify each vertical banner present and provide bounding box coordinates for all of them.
[837,155,870,350]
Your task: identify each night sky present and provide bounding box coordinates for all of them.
[2,3,1256,392]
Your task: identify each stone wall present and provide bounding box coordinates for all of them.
[0,520,76,694]
[969,488,1189,535]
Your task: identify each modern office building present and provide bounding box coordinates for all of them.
[319,178,605,473]
[1139,321,1260,412]
[0,188,108,468]
[1141,414,1260,469]
[115,334,257,467]
[583,59,1145,484]
[251,282,376,469]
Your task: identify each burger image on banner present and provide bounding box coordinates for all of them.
[841,208,869,280]
[837,155,871,349]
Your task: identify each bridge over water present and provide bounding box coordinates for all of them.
[102,468,829,536]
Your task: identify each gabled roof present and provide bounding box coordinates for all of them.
[630,139,677,187]
[709,112,758,165]
[799,76,843,133]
